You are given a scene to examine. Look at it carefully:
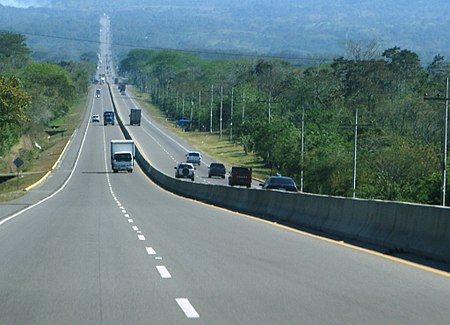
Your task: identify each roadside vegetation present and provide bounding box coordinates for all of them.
[0,32,95,201]
[120,47,450,205]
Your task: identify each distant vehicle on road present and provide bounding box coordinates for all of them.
[118,83,126,95]
[228,166,252,188]
[129,108,141,126]
[111,140,135,173]
[91,114,100,123]
[103,110,114,125]
[95,88,101,98]
[260,176,298,192]
[208,163,226,178]
[186,151,202,165]
[175,163,195,181]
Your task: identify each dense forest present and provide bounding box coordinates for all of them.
[119,46,450,205]
[0,31,96,166]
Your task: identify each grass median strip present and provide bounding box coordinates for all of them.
[127,86,269,181]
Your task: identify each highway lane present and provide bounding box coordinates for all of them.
[1,88,450,323]
[112,88,225,182]
[111,86,261,187]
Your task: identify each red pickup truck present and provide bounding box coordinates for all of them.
[228,166,252,188]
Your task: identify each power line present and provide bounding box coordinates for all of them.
[0,28,334,63]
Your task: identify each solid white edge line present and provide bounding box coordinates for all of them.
[0,95,95,227]
[176,298,200,318]
[156,265,171,278]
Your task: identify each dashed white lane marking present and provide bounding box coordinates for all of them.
[124,214,129,218]
[176,298,200,318]
[132,226,139,231]
[138,234,146,241]
[128,219,134,223]
[122,209,127,213]
[146,247,156,255]
[137,230,142,234]
[156,265,172,278]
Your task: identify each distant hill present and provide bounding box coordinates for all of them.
[0,0,449,64]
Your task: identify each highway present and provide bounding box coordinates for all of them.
[112,87,258,186]
[0,15,449,325]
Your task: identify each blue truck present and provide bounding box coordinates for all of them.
[103,111,114,125]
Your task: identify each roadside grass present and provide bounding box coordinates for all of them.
[0,96,87,201]
[128,86,269,181]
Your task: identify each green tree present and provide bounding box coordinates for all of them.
[0,75,31,154]
[0,32,30,72]
[21,62,75,128]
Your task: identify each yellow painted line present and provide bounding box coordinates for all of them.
[25,134,74,192]
[51,134,73,170]
[135,161,450,279]
[115,84,450,280]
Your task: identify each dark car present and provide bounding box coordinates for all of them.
[260,176,298,192]
[208,163,226,178]
[228,166,252,188]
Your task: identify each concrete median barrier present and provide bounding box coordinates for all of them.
[108,83,450,265]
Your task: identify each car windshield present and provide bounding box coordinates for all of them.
[115,153,131,162]
[179,164,193,169]
[188,152,199,157]
[232,167,249,174]
[269,177,295,185]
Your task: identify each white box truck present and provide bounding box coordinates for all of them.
[111,140,135,173]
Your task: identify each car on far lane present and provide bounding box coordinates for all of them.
[260,176,299,192]
[208,163,226,178]
[92,114,100,123]
[228,166,252,188]
[185,151,202,165]
[174,163,195,181]
[208,163,227,178]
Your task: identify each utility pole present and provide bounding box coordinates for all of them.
[230,87,234,141]
[300,107,305,192]
[176,91,179,117]
[268,92,272,122]
[210,84,214,133]
[220,86,223,139]
[182,93,185,119]
[424,77,449,206]
[242,90,245,123]
[198,90,202,131]
[190,92,194,121]
[340,108,372,198]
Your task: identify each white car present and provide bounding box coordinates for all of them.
[174,163,195,181]
[92,114,100,123]
[185,151,202,165]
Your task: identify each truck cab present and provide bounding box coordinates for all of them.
[111,140,135,173]
[103,110,114,125]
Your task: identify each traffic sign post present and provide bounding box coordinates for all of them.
[13,157,24,191]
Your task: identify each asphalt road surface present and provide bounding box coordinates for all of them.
[0,15,449,325]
